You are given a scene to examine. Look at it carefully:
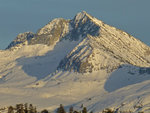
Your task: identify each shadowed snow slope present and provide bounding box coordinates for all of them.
[16,40,80,79]
[104,65,150,92]
[1,11,150,113]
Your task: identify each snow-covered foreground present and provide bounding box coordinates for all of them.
[1,43,150,113]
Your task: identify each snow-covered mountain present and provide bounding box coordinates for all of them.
[1,11,150,112]
[7,11,150,73]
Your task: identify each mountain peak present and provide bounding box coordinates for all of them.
[74,11,90,20]
[6,11,102,50]
[37,18,69,35]
[72,11,104,30]
[6,32,35,50]
[72,11,93,26]
[57,12,150,73]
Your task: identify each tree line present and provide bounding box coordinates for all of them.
[5,103,140,113]
[6,103,91,113]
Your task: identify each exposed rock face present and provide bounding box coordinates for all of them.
[29,18,70,46]
[68,11,100,40]
[6,32,35,50]
[6,19,70,50]
[57,12,150,73]
[6,11,150,73]
[6,11,101,49]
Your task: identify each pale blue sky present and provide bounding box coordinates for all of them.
[0,0,150,49]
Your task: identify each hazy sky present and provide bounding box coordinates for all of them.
[0,0,150,49]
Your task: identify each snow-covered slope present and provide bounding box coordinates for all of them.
[1,11,150,113]
[58,11,150,73]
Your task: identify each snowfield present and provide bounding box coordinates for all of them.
[1,11,150,113]
[1,43,150,113]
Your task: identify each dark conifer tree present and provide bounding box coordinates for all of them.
[29,104,34,113]
[16,104,21,113]
[81,104,83,108]
[8,106,14,113]
[20,104,24,113]
[34,106,37,113]
[41,109,49,113]
[73,111,79,113]
[82,107,87,113]
[69,106,73,113]
[24,103,28,113]
[56,104,66,113]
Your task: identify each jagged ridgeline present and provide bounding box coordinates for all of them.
[6,18,70,49]
[6,11,100,50]
[6,11,150,73]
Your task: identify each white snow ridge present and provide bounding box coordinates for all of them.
[1,11,150,113]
